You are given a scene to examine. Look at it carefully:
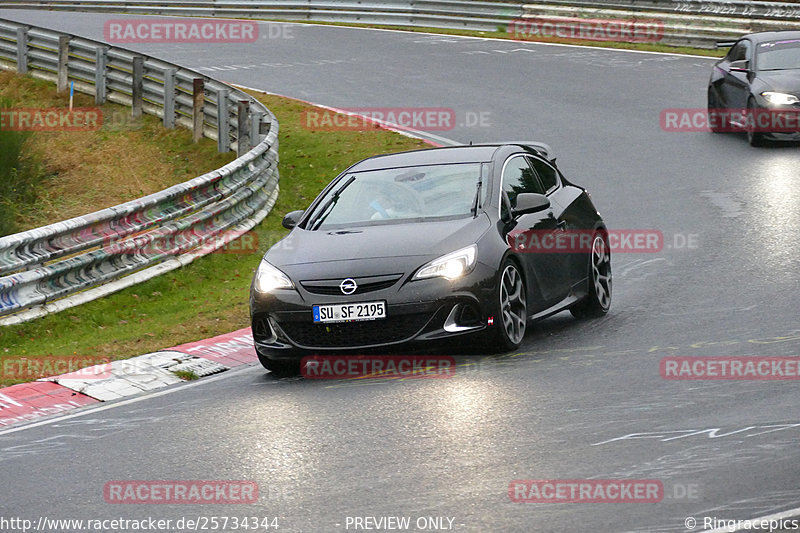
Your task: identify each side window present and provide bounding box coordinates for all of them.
[727,40,750,62]
[528,157,559,194]
[502,155,545,201]
[501,155,545,219]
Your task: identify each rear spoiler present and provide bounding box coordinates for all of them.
[518,141,552,159]
[468,141,553,159]
[716,40,737,48]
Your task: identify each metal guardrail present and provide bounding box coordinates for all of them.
[0,17,279,324]
[0,1,525,32]
[519,1,800,48]
[3,0,800,48]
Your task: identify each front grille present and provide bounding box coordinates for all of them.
[278,313,431,348]
[300,274,403,296]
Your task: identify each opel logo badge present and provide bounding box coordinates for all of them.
[340,278,357,295]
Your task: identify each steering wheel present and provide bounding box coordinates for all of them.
[370,182,425,219]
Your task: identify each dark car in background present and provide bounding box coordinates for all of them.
[249,143,611,373]
[708,31,800,146]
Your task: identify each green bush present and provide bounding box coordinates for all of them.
[0,98,46,237]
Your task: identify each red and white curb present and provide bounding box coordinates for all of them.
[0,328,257,428]
[0,382,98,428]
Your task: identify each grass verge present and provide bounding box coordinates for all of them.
[0,97,47,236]
[0,89,429,387]
[0,70,236,235]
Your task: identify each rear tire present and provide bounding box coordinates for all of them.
[486,259,528,351]
[570,232,612,318]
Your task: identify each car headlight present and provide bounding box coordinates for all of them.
[254,260,294,293]
[413,245,478,281]
[762,91,799,106]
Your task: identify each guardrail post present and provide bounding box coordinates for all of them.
[237,100,250,156]
[95,46,108,105]
[193,78,205,143]
[216,89,229,152]
[131,56,144,118]
[163,68,176,129]
[15,27,28,75]
[57,35,69,93]
[250,111,264,149]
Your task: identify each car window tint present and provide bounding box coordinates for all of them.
[728,40,750,62]
[307,163,483,229]
[528,157,559,193]
[757,40,800,70]
[502,155,545,214]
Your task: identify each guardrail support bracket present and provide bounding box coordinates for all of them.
[57,35,69,93]
[163,68,176,129]
[216,89,230,152]
[132,56,144,118]
[193,78,205,143]
[15,27,28,74]
[95,46,108,105]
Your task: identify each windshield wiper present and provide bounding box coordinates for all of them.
[308,175,356,230]
[471,167,484,217]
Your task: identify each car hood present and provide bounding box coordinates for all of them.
[757,70,800,93]
[265,215,491,279]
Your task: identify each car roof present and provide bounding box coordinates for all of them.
[743,31,800,44]
[348,143,550,172]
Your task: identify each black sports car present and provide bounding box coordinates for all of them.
[249,143,611,373]
[708,31,800,146]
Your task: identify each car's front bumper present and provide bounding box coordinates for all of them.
[250,264,498,360]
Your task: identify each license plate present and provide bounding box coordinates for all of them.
[313,301,386,323]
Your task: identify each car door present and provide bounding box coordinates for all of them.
[526,155,587,286]
[500,154,571,307]
[718,39,753,111]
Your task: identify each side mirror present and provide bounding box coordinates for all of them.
[511,193,550,218]
[730,59,750,72]
[282,210,305,230]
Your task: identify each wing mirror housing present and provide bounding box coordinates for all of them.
[282,210,305,230]
[730,59,750,72]
[511,193,551,218]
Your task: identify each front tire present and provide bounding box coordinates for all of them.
[487,259,528,351]
[746,98,767,147]
[707,89,726,133]
[571,232,612,318]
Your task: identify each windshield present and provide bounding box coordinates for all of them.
[304,163,486,230]
[758,39,800,70]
